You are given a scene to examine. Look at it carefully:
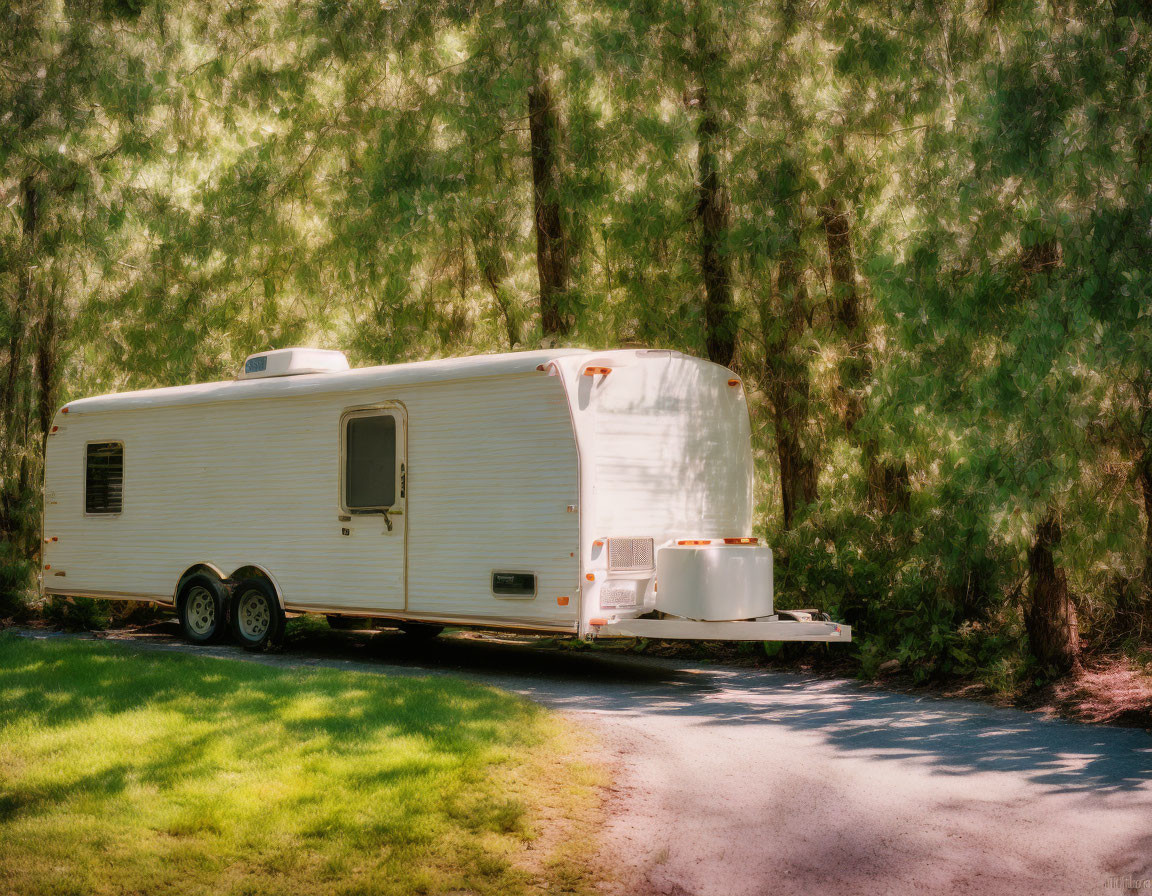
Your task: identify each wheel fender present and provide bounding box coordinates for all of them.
[173,563,227,605]
[226,564,286,609]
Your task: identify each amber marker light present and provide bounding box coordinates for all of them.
[590,618,607,626]
[728,378,741,387]
[723,537,758,545]
[593,539,604,547]
[557,596,570,606]
[586,573,596,581]
[583,366,612,376]
[677,539,712,545]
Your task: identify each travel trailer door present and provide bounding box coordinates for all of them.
[336,402,407,611]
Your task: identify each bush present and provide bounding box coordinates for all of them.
[768,470,1025,686]
[0,544,34,623]
[104,600,168,627]
[43,596,111,631]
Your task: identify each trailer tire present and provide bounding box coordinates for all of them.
[398,622,444,640]
[230,578,285,651]
[177,574,228,644]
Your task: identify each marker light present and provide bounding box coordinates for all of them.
[677,539,712,546]
[728,378,741,387]
[723,537,758,545]
[586,573,596,581]
[557,596,570,606]
[583,366,611,376]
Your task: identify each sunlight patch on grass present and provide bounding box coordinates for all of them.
[0,634,603,896]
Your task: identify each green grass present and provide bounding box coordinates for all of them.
[0,634,602,896]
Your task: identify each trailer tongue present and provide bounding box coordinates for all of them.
[583,539,851,642]
[588,616,850,642]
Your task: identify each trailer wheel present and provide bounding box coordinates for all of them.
[230,578,285,651]
[398,622,444,640]
[177,574,228,644]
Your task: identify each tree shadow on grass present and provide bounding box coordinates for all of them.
[0,633,537,822]
[11,628,1152,801]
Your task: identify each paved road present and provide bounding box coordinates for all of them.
[18,627,1152,895]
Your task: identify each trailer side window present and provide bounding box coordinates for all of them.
[344,414,396,511]
[85,442,124,514]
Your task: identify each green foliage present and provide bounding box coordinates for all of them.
[42,596,111,632]
[0,542,34,621]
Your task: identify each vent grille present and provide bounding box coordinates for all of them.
[608,537,655,571]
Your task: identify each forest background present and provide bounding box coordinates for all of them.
[3,0,1151,688]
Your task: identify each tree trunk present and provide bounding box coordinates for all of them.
[691,9,736,367]
[2,316,26,472]
[479,264,519,351]
[1025,510,1080,673]
[471,202,519,350]
[821,195,868,432]
[0,176,39,541]
[821,196,861,335]
[866,448,910,514]
[769,251,815,527]
[1141,455,1152,628]
[36,280,60,451]
[2,177,39,451]
[759,235,818,530]
[821,194,909,513]
[528,58,569,340]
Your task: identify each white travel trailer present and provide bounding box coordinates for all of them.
[41,347,850,649]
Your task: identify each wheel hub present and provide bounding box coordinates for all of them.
[237,590,271,640]
[185,586,215,636]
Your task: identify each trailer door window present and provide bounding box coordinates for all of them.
[85,442,124,514]
[344,413,397,511]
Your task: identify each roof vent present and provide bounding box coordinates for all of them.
[239,348,350,380]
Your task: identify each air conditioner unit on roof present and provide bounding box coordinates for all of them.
[238,348,350,380]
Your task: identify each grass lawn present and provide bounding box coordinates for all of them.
[0,634,602,896]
